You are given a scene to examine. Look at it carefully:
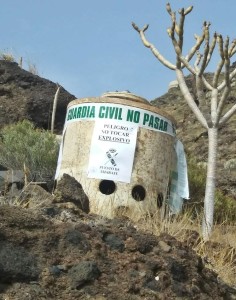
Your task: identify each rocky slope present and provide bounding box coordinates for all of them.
[0,60,76,133]
[0,174,235,300]
[0,60,235,299]
[152,73,236,199]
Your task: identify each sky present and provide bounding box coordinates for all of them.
[1,0,236,101]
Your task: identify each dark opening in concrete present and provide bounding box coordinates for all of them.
[99,180,116,195]
[157,193,164,208]
[132,185,146,201]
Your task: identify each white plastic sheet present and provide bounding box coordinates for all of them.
[168,139,189,213]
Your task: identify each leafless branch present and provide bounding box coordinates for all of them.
[211,88,218,124]
[219,103,236,126]
[218,34,224,59]
[215,45,231,124]
[132,22,176,70]
[177,8,185,50]
[224,38,230,87]
[213,60,224,88]
[199,22,211,76]
[166,2,172,16]
[202,75,213,91]
[194,51,202,71]
[185,27,205,63]
[218,67,236,91]
[205,32,217,68]
[176,69,208,129]
[184,6,193,15]
[215,86,231,125]
[196,75,207,107]
[212,35,225,87]
[228,39,236,57]
[178,55,196,74]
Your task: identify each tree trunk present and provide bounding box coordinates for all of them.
[202,127,218,240]
[51,86,61,134]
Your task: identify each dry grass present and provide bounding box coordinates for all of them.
[114,205,236,287]
[196,234,236,286]
[0,50,39,75]
[0,51,15,62]
[27,61,39,75]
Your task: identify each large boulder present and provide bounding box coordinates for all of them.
[54,174,90,213]
[0,60,76,133]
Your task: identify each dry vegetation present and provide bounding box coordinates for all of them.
[121,207,236,287]
[0,120,59,183]
[0,50,39,75]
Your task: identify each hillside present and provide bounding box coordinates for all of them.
[0,60,235,299]
[0,60,76,133]
[0,185,235,299]
[151,73,236,200]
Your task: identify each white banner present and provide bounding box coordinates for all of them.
[87,120,138,183]
[55,102,177,183]
[175,139,189,199]
[65,102,176,136]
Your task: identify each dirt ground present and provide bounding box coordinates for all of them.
[0,202,235,300]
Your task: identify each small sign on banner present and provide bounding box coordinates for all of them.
[87,120,138,183]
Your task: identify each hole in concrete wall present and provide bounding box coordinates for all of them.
[53,180,57,191]
[132,185,146,201]
[99,180,116,195]
[157,193,163,208]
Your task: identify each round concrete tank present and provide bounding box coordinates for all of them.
[55,92,177,218]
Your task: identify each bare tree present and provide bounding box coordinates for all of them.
[132,3,236,240]
[51,84,61,134]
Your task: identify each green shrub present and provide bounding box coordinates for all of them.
[184,157,236,224]
[0,120,59,181]
[214,190,236,223]
[187,158,206,202]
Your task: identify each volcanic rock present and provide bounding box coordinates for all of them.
[0,60,76,133]
[0,205,235,299]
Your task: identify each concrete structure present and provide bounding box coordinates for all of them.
[55,92,177,218]
[168,80,179,91]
